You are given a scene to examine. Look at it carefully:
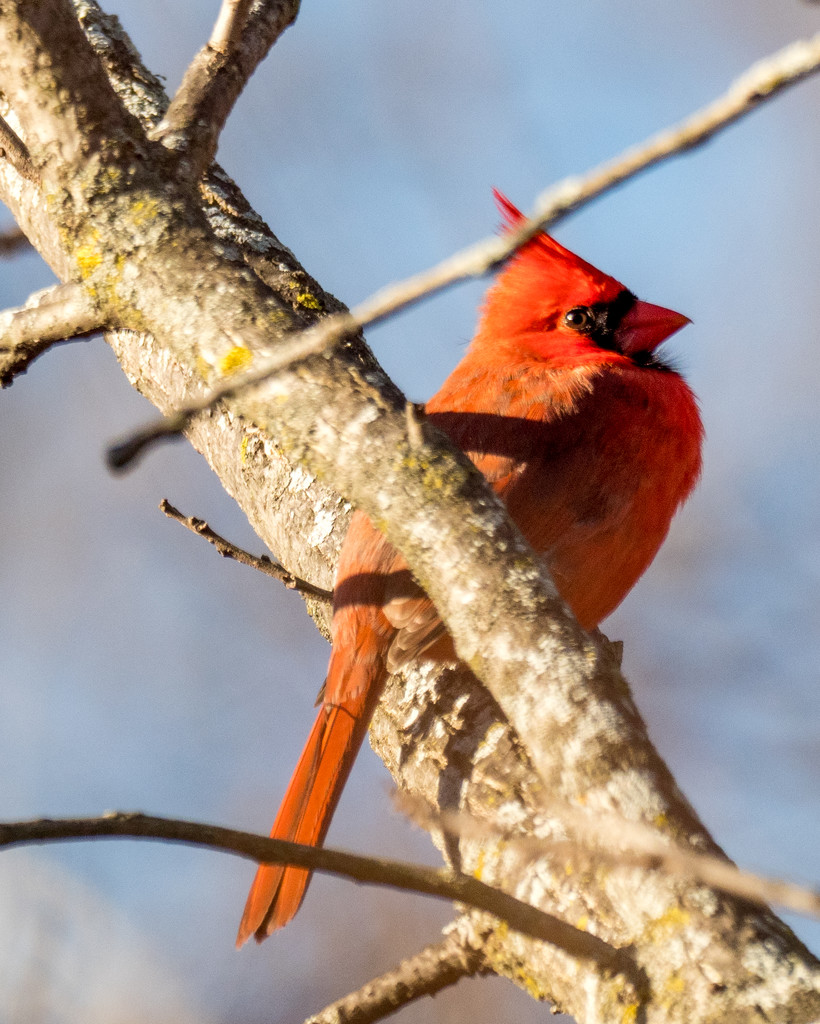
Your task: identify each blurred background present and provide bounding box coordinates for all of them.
[0,1,818,1021]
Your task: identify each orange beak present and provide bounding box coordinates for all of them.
[617,300,691,355]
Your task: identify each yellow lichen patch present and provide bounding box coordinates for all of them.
[657,971,688,1014]
[91,164,124,196]
[219,345,253,377]
[654,813,668,829]
[240,434,251,464]
[296,291,322,311]
[621,1002,639,1024]
[75,242,102,278]
[643,904,690,943]
[130,196,161,227]
[92,252,128,313]
[576,914,588,930]
[482,927,550,1003]
[516,970,550,1002]
[267,308,293,329]
[400,453,451,492]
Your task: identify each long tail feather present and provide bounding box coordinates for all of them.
[236,700,368,945]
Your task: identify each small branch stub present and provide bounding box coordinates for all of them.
[405,401,426,450]
[0,283,103,386]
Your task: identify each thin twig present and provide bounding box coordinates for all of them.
[154,0,300,180]
[0,113,38,183]
[397,793,820,921]
[0,283,103,386]
[0,812,628,972]
[109,32,820,472]
[0,226,31,256]
[305,931,488,1024]
[159,498,332,600]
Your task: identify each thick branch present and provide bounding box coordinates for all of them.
[0,283,102,385]
[305,930,489,1024]
[154,0,300,180]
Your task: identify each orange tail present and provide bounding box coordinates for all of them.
[236,697,371,945]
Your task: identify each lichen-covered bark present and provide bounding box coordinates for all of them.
[0,3,817,1021]
[372,664,820,1021]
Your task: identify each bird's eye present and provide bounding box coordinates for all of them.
[563,307,593,332]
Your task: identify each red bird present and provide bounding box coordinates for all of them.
[237,193,703,944]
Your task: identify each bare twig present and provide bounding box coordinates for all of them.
[398,794,820,921]
[0,283,103,386]
[154,0,300,180]
[0,226,31,256]
[305,930,488,1024]
[159,498,332,600]
[0,112,38,183]
[0,812,628,972]
[109,32,820,471]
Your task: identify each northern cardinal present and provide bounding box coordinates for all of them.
[237,193,703,944]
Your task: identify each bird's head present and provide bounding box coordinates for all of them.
[473,191,689,366]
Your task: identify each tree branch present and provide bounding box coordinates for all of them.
[0,282,103,386]
[0,812,629,974]
[305,930,489,1024]
[108,31,820,469]
[153,0,300,181]
[159,497,332,600]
